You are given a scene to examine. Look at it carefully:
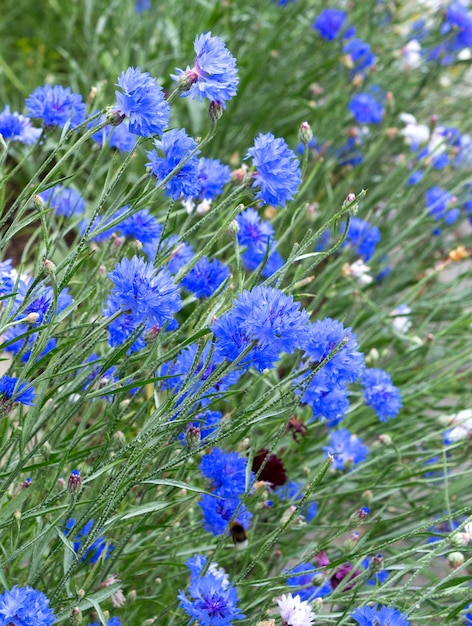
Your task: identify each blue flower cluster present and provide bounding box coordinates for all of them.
[114,66,170,137]
[362,368,402,421]
[235,208,284,277]
[351,604,410,625]
[64,518,114,563]
[0,105,41,144]
[103,255,181,352]
[344,216,381,261]
[323,428,368,471]
[178,554,245,625]
[172,32,239,108]
[245,132,302,207]
[26,84,86,128]
[198,447,253,536]
[0,375,35,408]
[211,286,309,372]
[181,256,230,298]
[0,585,55,625]
[425,186,459,226]
[297,317,365,425]
[39,184,86,217]
[343,38,376,75]
[349,92,384,125]
[88,113,137,152]
[286,562,332,601]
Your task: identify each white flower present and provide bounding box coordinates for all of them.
[399,113,430,148]
[389,304,412,334]
[342,259,373,286]
[277,593,315,626]
[400,40,422,70]
[440,408,472,442]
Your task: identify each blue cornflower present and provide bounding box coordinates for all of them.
[286,562,332,601]
[349,92,384,125]
[12,277,73,324]
[313,8,347,41]
[185,554,230,588]
[106,255,181,328]
[0,105,41,144]
[160,342,241,408]
[64,518,113,564]
[298,370,350,426]
[443,2,472,50]
[343,38,376,74]
[212,286,308,371]
[39,184,86,217]
[118,208,163,244]
[300,318,365,385]
[323,428,368,470]
[336,135,364,167]
[351,604,410,625]
[235,208,283,276]
[0,259,14,296]
[115,66,170,137]
[88,113,137,152]
[181,256,230,298]
[135,0,151,11]
[146,128,201,200]
[0,375,35,408]
[26,84,86,128]
[197,157,231,200]
[178,557,245,625]
[425,186,459,224]
[89,619,120,626]
[199,494,252,536]
[345,216,381,261]
[362,368,402,421]
[200,448,251,496]
[0,585,55,625]
[171,32,238,108]
[245,132,302,207]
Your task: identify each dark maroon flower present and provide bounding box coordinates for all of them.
[252,449,287,487]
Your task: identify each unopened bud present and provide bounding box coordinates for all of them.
[344,531,360,551]
[127,589,137,603]
[450,532,469,548]
[144,324,161,342]
[22,477,32,489]
[14,510,21,522]
[378,434,393,446]
[299,120,313,145]
[70,606,83,626]
[362,490,373,506]
[67,469,82,495]
[448,551,465,569]
[208,101,224,123]
[133,239,143,251]
[113,431,126,448]
[26,312,40,324]
[44,259,56,275]
[185,425,201,449]
[77,589,85,600]
[33,194,45,210]
[350,506,370,524]
[228,220,239,236]
[106,107,126,126]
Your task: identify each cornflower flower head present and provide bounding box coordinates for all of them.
[200,447,251,496]
[181,256,230,298]
[343,38,376,74]
[171,32,239,108]
[313,8,348,41]
[330,562,360,591]
[12,277,73,324]
[26,84,86,128]
[277,592,315,626]
[362,368,402,421]
[349,92,384,125]
[344,216,381,261]
[199,493,252,536]
[252,449,287,487]
[0,375,35,411]
[39,184,86,217]
[245,132,302,207]
[443,1,472,50]
[64,518,113,563]
[135,0,151,11]
[300,318,364,386]
[323,428,368,471]
[298,370,350,426]
[351,604,410,625]
[186,554,230,589]
[0,259,15,296]
[235,208,283,277]
[146,128,201,200]
[179,410,222,446]
[118,208,163,244]
[105,255,181,329]
[114,66,170,137]
[0,105,41,144]
[362,556,389,585]
[160,342,240,407]
[197,156,231,200]
[88,113,137,152]
[425,186,459,224]
[0,585,55,626]
[178,555,245,625]
[286,562,332,601]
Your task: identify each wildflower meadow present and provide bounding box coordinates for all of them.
[1,0,472,624]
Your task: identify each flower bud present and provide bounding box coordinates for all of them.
[127,590,137,603]
[228,220,239,236]
[26,312,40,324]
[208,101,224,123]
[185,425,201,449]
[448,551,465,569]
[70,607,83,626]
[362,490,373,506]
[22,477,32,489]
[449,532,469,548]
[33,194,45,211]
[113,431,126,448]
[378,434,393,446]
[106,107,126,127]
[67,469,82,495]
[299,120,313,145]
[44,259,56,275]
